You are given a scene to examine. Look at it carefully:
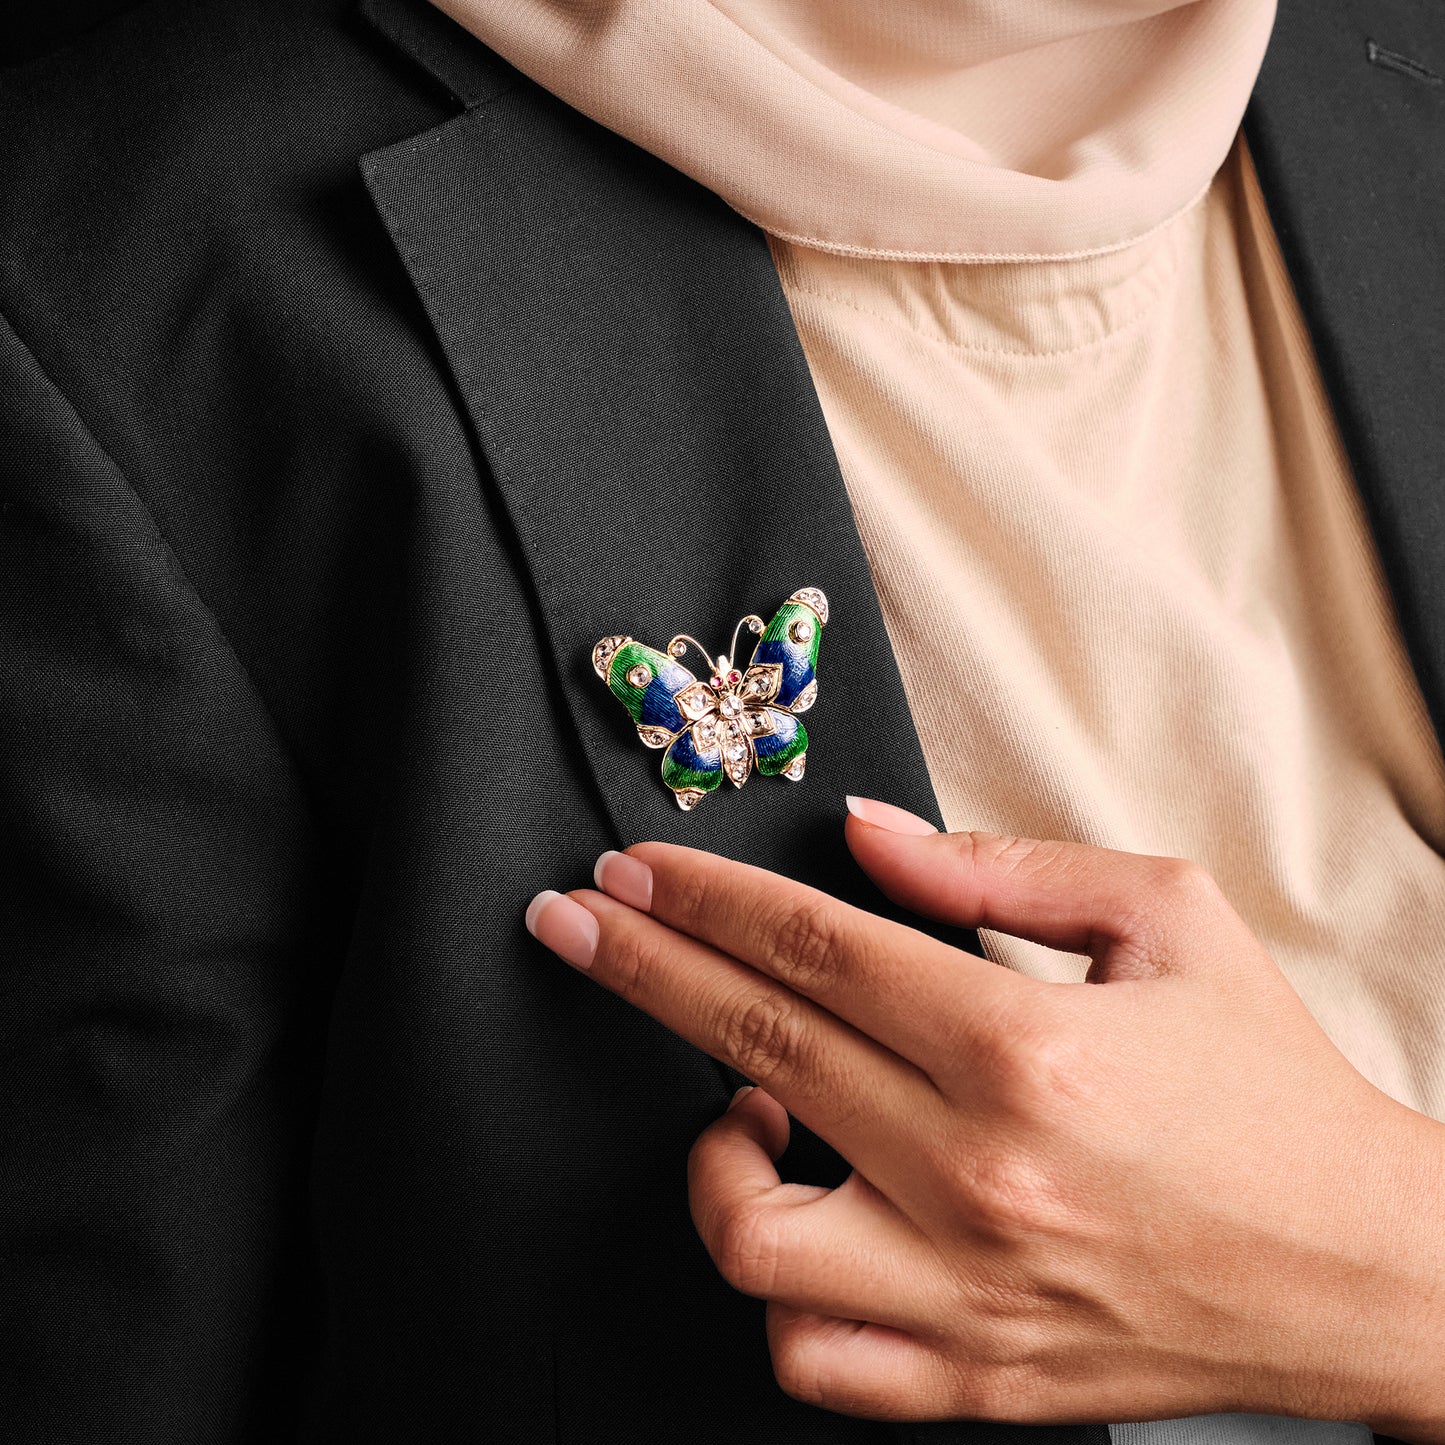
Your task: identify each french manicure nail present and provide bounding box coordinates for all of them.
[844,795,938,835]
[593,850,653,911]
[524,890,600,970]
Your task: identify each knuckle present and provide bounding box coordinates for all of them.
[605,925,672,1004]
[765,896,843,993]
[711,1203,782,1297]
[961,832,1060,881]
[945,1362,1045,1423]
[768,1322,829,1408]
[719,989,806,1088]
[968,1006,1088,1113]
[1003,1025,1091,1108]
[666,861,714,931]
[1150,855,1220,908]
[1121,856,1223,957]
[952,1149,1070,1238]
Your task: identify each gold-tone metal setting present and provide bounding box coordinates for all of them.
[675,682,716,722]
[788,588,829,626]
[593,635,631,680]
[740,663,782,704]
[593,587,828,812]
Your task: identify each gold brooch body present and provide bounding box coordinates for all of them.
[593,588,829,811]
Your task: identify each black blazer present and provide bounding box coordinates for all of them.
[1,1,1441,1441]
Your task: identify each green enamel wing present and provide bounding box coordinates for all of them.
[591,587,829,811]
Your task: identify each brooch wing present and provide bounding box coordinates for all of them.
[593,636,722,809]
[737,588,827,781]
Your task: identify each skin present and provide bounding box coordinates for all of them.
[524,803,1445,1437]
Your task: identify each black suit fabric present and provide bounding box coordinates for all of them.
[0,0,1441,1442]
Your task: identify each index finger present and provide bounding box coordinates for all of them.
[606,841,1029,1069]
[531,884,942,1184]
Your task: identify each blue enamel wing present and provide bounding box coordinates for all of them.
[592,587,828,811]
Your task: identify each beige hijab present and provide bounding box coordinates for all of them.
[429,0,1276,259]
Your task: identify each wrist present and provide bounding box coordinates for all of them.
[1338,1103,1445,1443]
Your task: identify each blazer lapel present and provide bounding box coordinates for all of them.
[355,0,966,945]
[1243,0,1445,745]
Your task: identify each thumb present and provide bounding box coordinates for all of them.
[843,797,1248,981]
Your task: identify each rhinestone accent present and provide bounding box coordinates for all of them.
[675,682,717,721]
[721,729,753,787]
[592,635,629,680]
[788,588,829,626]
[740,664,782,704]
[718,694,742,719]
[674,788,707,811]
[626,663,653,688]
[782,754,807,782]
[788,618,813,644]
[790,679,818,714]
[636,725,673,749]
[692,715,719,750]
[742,707,774,737]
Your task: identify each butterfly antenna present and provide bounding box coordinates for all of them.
[665,633,719,667]
[729,614,765,669]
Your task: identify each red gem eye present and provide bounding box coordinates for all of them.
[710,675,723,689]
[727,670,741,685]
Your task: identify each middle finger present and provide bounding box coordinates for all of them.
[540,886,942,1173]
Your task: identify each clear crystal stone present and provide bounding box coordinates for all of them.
[592,635,628,680]
[743,708,774,737]
[674,788,706,811]
[741,664,781,703]
[782,754,807,781]
[791,680,818,713]
[718,694,741,718]
[626,663,652,688]
[676,682,716,720]
[727,744,745,761]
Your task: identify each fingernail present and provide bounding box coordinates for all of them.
[593,849,653,911]
[524,890,599,970]
[727,1085,755,1111]
[844,795,938,835]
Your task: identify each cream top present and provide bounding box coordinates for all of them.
[770,138,1445,1121]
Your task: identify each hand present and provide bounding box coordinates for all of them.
[524,800,1445,1437]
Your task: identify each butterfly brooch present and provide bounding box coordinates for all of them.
[592,587,829,811]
